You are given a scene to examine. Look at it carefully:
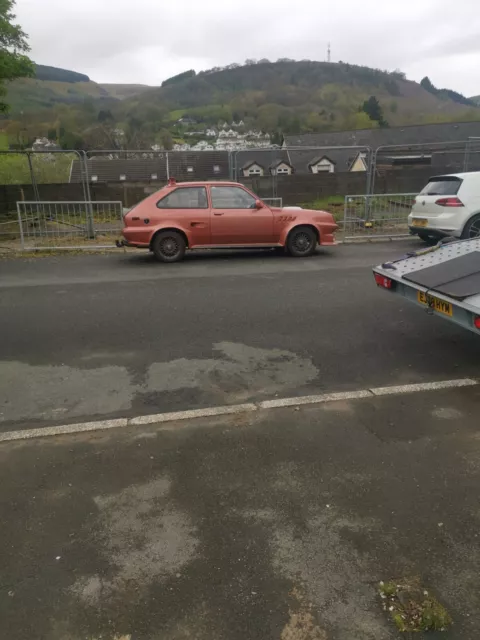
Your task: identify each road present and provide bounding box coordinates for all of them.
[1,241,479,430]
[1,242,480,639]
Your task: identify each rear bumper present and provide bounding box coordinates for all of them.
[408,212,464,238]
[408,226,453,239]
[120,227,150,248]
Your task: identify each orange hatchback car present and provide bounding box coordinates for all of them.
[119,179,338,262]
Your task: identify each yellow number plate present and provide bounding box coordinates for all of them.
[417,291,453,317]
[411,218,428,228]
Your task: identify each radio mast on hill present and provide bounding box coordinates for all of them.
[327,42,331,63]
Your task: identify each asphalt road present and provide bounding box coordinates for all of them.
[1,386,480,640]
[2,243,480,640]
[1,241,479,429]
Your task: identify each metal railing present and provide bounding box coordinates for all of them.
[17,201,123,250]
[343,193,417,241]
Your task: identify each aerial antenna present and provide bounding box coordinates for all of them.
[327,42,331,63]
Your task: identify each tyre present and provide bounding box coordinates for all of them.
[286,226,317,257]
[151,230,186,263]
[417,232,438,246]
[461,214,480,240]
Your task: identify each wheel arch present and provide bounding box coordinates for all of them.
[149,226,189,250]
[461,211,480,239]
[282,223,319,246]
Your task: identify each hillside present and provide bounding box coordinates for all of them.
[5,65,153,114]
[2,60,480,150]
[121,60,480,134]
[471,96,480,106]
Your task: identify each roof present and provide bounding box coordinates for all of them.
[234,149,290,173]
[308,155,337,166]
[287,148,362,174]
[69,152,230,183]
[284,121,480,150]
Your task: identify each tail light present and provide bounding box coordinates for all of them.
[435,197,464,207]
[374,273,393,289]
[474,317,480,330]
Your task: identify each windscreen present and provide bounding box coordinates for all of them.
[419,176,462,196]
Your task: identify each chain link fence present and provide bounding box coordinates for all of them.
[343,193,417,241]
[16,201,123,250]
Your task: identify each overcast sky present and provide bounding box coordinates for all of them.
[15,0,480,96]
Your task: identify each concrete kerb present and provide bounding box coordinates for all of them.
[0,378,476,443]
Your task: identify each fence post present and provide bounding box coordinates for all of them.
[16,202,25,250]
[79,151,95,239]
[343,196,348,240]
[166,152,170,180]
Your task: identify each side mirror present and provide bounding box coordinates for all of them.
[255,200,264,209]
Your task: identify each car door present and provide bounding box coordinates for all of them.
[209,185,274,245]
[156,186,210,246]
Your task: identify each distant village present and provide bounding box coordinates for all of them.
[153,119,272,152]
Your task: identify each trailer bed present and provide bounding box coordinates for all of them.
[373,238,480,334]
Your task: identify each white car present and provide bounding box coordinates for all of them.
[408,172,480,243]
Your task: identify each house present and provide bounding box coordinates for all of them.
[69,151,230,183]
[31,137,60,151]
[235,150,292,177]
[286,148,368,174]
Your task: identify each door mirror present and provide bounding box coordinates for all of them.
[255,200,264,209]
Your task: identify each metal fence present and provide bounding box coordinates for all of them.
[343,193,417,241]
[16,201,123,250]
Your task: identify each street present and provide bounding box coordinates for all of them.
[1,242,480,639]
[1,241,480,429]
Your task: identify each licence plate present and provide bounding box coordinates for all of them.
[417,291,453,317]
[412,218,428,228]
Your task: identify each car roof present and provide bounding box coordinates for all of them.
[429,171,480,180]
[167,180,242,187]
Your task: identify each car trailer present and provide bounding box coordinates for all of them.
[373,238,480,335]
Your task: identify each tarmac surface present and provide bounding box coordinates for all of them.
[1,242,480,639]
[1,241,479,430]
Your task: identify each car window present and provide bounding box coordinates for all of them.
[211,186,256,209]
[419,177,462,196]
[157,187,208,209]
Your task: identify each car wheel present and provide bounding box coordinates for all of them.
[461,214,480,240]
[151,230,186,263]
[417,232,438,246]
[286,226,317,257]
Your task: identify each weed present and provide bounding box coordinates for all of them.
[379,578,452,633]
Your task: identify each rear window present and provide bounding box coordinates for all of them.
[419,176,462,196]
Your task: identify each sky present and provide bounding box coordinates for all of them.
[15,0,480,96]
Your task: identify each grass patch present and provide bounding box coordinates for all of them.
[379,579,452,632]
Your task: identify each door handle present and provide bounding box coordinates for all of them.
[214,212,224,216]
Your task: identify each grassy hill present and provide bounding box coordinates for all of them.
[5,65,153,114]
[120,60,480,134]
[2,61,479,149]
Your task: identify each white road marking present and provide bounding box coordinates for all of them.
[0,378,477,443]
[259,390,372,409]
[370,378,478,396]
[129,403,258,426]
[0,418,128,443]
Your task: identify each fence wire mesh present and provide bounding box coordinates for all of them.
[343,193,417,241]
[17,201,123,250]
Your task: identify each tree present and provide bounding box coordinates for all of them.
[361,95,388,127]
[0,0,34,112]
